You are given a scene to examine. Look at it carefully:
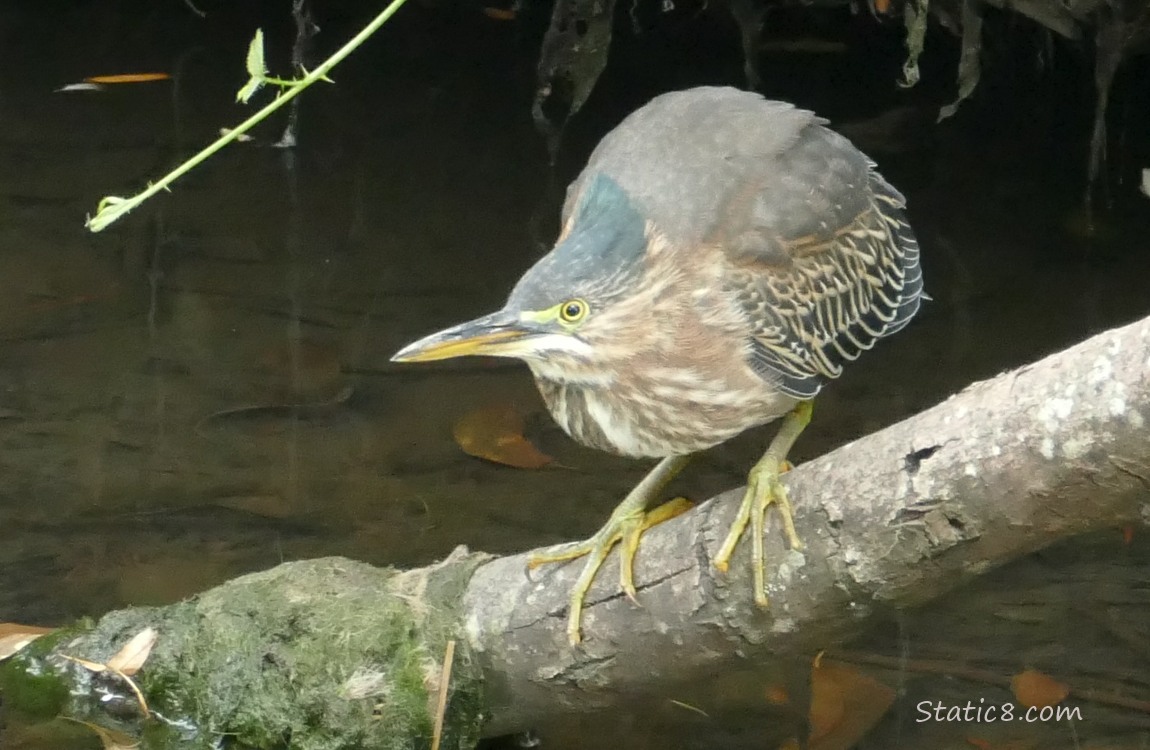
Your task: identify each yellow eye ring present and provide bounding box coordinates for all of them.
[558,299,588,323]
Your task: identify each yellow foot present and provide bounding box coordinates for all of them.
[713,456,804,607]
[528,497,692,645]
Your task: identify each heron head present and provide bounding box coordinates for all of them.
[391,174,658,382]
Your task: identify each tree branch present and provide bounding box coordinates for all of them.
[2,316,1147,749]
[465,312,1150,733]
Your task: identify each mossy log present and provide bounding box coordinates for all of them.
[0,556,491,750]
[2,314,1148,749]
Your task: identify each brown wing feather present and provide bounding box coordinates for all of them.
[718,127,924,398]
[557,87,922,398]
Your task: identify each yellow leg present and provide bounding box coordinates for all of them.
[528,455,692,645]
[713,400,812,606]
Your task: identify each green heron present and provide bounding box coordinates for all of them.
[393,86,923,644]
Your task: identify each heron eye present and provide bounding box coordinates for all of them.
[559,299,588,323]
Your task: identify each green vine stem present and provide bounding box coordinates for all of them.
[86,0,410,233]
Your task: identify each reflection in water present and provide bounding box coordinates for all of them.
[1,2,1148,749]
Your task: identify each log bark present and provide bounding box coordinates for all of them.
[2,315,1147,749]
[467,312,1150,733]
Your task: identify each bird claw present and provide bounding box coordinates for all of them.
[527,496,694,645]
[713,401,811,606]
[715,457,801,608]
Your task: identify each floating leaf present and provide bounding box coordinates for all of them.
[0,623,55,661]
[84,73,170,84]
[106,628,158,676]
[452,404,554,469]
[1011,669,1069,709]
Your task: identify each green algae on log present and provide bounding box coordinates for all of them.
[0,553,491,750]
[0,627,80,720]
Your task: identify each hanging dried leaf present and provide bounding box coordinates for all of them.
[0,623,55,661]
[899,0,930,88]
[938,0,983,121]
[1011,669,1069,709]
[452,405,555,469]
[106,628,158,676]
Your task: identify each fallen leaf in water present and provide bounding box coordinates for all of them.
[452,404,554,469]
[259,339,344,400]
[0,623,55,660]
[965,738,1038,750]
[765,684,790,705]
[59,718,140,750]
[84,73,170,84]
[777,658,894,750]
[107,627,157,675]
[807,667,846,743]
[1011,669,1068,708]
[482,6,517,19]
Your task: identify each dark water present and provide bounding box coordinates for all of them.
[1,1,1148,748]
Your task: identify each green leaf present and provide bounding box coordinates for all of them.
[237,29,269,103]
[236,76,264,104]
[245,29,268,78]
